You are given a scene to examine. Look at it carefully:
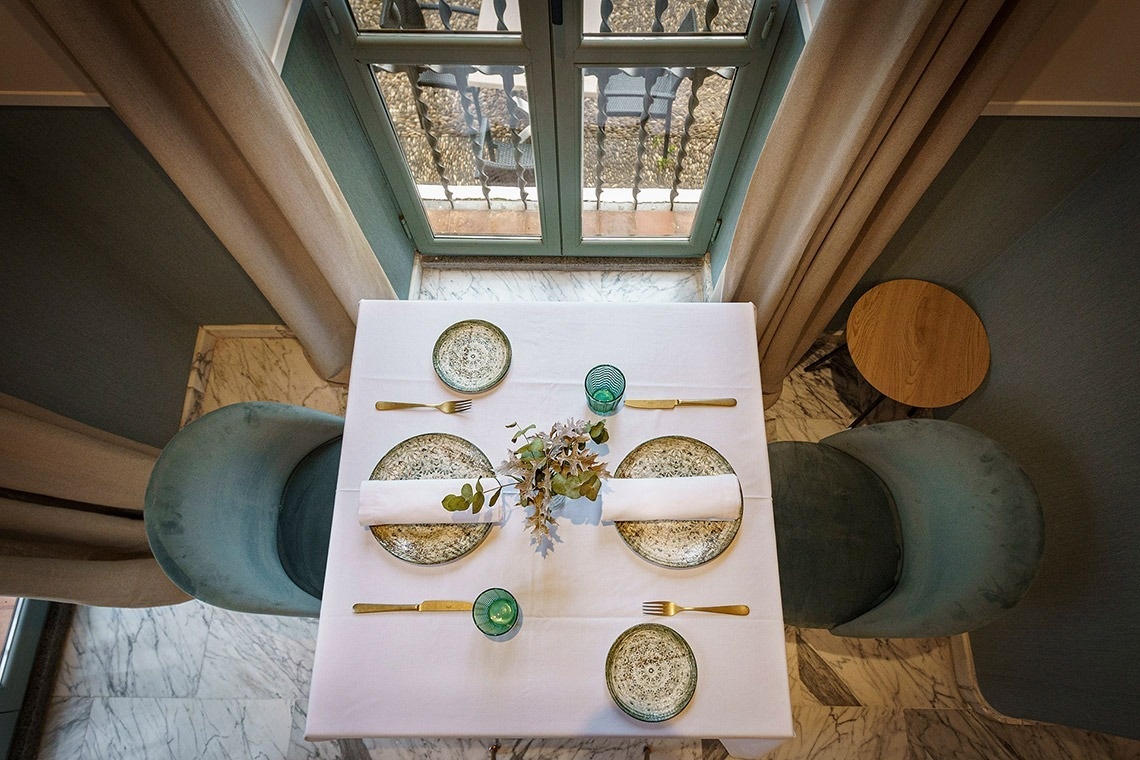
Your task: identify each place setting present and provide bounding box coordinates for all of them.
[356,336,750,571]
[361,317,514,563]
[307,302,789,750]
[371,317,512,415]
[353,344,752,725]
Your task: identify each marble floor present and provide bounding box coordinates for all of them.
[37,265,1140,759]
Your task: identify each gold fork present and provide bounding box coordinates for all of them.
[374,400,472,414]
[642,601,750,616]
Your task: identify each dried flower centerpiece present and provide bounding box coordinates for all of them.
[443,419,610,541]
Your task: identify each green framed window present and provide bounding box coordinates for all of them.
[318,0,788,257]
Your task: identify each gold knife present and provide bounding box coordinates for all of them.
[353,600,473,613]
[625,398,737,409]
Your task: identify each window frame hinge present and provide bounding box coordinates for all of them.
[322,2,340,35]
[398,214,413,240]
[710,218,723,244]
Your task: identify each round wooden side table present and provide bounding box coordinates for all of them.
[845,279,990,426]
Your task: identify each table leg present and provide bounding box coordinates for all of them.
[804,341,847,372]
[848,392,885,428]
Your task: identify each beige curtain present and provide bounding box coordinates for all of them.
[25,0,398,381]
[719,0,1058,406]
[0,395,189,607]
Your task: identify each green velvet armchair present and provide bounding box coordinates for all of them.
[770,419,1044,638]
[144,402,343,617]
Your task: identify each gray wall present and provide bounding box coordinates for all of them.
[0,107,279,447]
[282,2,415,297]
[843,116,1140,739]
[0,6,419,448]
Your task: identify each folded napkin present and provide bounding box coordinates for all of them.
[600,474,742,522]
[357,478,504,526]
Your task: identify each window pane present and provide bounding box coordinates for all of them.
[349,0,521,33]
[581,66,734,239]
[582,0,756,35]
[373,64,540,238]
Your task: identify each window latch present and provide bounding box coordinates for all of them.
[761,1,777,40]
[322,2,340,35]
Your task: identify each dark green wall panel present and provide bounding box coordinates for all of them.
[839,116,1140,740]
[956,130,1140,740]
[282,2,414,296]
[832,117,1140,324]
[0,107,279,447]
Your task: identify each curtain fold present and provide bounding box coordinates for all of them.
[719,0,1058,406]
[0,395,188,607]
[25,0,398,381]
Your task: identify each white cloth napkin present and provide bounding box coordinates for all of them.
[600,474,742,521]
[357,478,504,525]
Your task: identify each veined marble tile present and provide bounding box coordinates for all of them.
[54,601,212,698]
[500,738,700,760]
[288,700,356,759]
[81,697,292,760]
[758,707,908,760]
[358,738,700,760]
[38,696,94,759]
[196,608,319,699]
[764,343,854,421]
[904,708,1140,760]
[794,629,962,710]
[417,266,704,303]
[182,332,215,427]
[793,632,862,708]
[783,626,805,706]
[194,335,347,422]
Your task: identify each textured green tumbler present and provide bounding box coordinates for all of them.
[585,364,626,416]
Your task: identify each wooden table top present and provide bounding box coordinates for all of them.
[846,279,990,409]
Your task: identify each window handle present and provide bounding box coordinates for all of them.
[550,0,563,25]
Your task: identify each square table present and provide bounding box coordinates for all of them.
[306,301,792,757]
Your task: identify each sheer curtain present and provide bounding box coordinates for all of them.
[26,0,398,381]
[718,0,1058,406]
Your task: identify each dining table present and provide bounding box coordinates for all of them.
[305,300,793,758]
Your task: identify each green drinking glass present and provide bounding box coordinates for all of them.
[473,588,519,636]
[585,364,626,416]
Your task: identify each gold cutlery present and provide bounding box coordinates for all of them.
[353,600,474,613]
[624,398,737,409]
[374,400,472,413]
[641,601,750,616]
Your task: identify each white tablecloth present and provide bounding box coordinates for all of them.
[306,302,792,757]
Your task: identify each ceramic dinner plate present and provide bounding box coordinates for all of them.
[432,319,511,393]
[368,433,494,565]
[606,623,697,722]
[612,435,742,568]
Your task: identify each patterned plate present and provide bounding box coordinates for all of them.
[432,320,511,394]
[613,436,742,568]
[606,623,697,722]
[369,433,494,565]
